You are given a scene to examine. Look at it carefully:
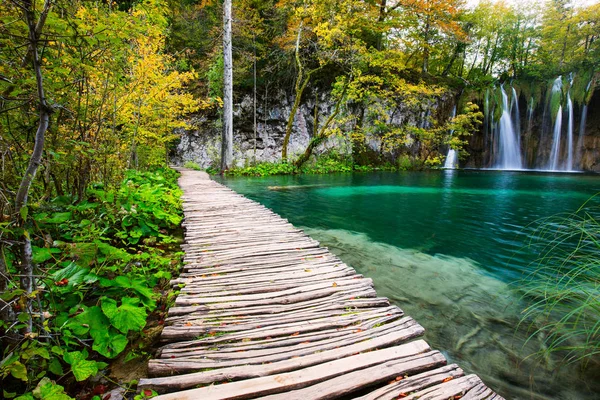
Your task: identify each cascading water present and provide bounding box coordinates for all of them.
[548,106,563,171]
[565,92,574,171]
[527,96,534,133]
[547,77,563,171]
[576,79,592,169]
[511,87,521,136]
[480,75,592,172]
[443,106,458,169]
[495,86,523,169]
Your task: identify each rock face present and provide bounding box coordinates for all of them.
[173,84,599,172]
[172,91,335,168]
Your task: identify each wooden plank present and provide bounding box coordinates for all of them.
[141,340,432,393]
[354,364,465,400]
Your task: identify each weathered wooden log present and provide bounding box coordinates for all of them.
[141,340,433,393]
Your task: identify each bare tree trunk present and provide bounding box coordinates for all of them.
[14,0,53,335]
[221,0,234,172]
[253,35,257,165]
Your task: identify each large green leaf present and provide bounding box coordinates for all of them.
[52,263,96,287]
[66,306,109,337]
[46,212,72,224]
[63,352,98,382]
[92,331,128,358]
[101,297,147,333]
[99,276,155,307]
[9,361,28,381]
[32,378,73,400]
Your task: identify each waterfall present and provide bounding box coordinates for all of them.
[547,77,563,170]
[496,86,522,169]
[443,106,458,169]
[565,92,574,171]
[548,105,563,171]
[511,87,521,136]
[576,79,592,169]
[527,96,534,133]
[576,104,588,168]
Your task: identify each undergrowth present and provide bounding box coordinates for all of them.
[0,169,183,399]
[206,154,398,177]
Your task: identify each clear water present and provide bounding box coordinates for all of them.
[217,170,600,399]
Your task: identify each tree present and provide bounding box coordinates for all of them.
[221,0,234,171]
[12,0,54,334]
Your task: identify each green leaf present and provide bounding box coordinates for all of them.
[101,297,147,333]
[92,331,127,358]
[9,361,28,381]
[14,394,34,400]
[32,247,54,264]
[66,306,108,337]
[32,377,73,400]
[48,358,64,376]
[52,263,93,287]
[63,352,98,382]
[0,289,25,302]
[46,212,72,224]
[3,390,17,399]
[20,206,28,221]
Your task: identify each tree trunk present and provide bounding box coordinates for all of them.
[282,25,305,161]
[294,76,351,169]
[422,18,431,74]
[14,0,53,335]
[221,0,233,171]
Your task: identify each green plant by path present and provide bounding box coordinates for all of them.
[208,154,399,177]
[0,169,183,399]
[519,196,600,368]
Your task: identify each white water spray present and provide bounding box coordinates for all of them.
[496,86,522,169]
[547,77,563,170]
[444,106,458,169]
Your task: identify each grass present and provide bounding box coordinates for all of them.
[519,196,600,367]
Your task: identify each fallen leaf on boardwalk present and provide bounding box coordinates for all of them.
[442,377,454,383]
[242,338,251,342]
[296,248,301,250]
[170,356,175,358]
[201,275,207,278]
[143,390,153,396]
[208,331,217,336]
[211,274,219,277]
[291,356,300,358]
[454,396,463,400]
[301,341,310,344]
[266,336,272,339]
[349,297,355,300]
[256,325,262,328]
[395,376,404,381]
[184,322,192,326]
[332,282,338,287]
[354,329,363,333]
[291,332,300,336]
[397,393,408,398]
[304,269,312,272]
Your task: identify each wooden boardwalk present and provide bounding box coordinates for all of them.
[138,169,503,400]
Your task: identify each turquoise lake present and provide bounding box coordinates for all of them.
[218,170,600,399]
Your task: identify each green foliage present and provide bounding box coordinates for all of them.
[519,197,600,367]
[1,169,183,397]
